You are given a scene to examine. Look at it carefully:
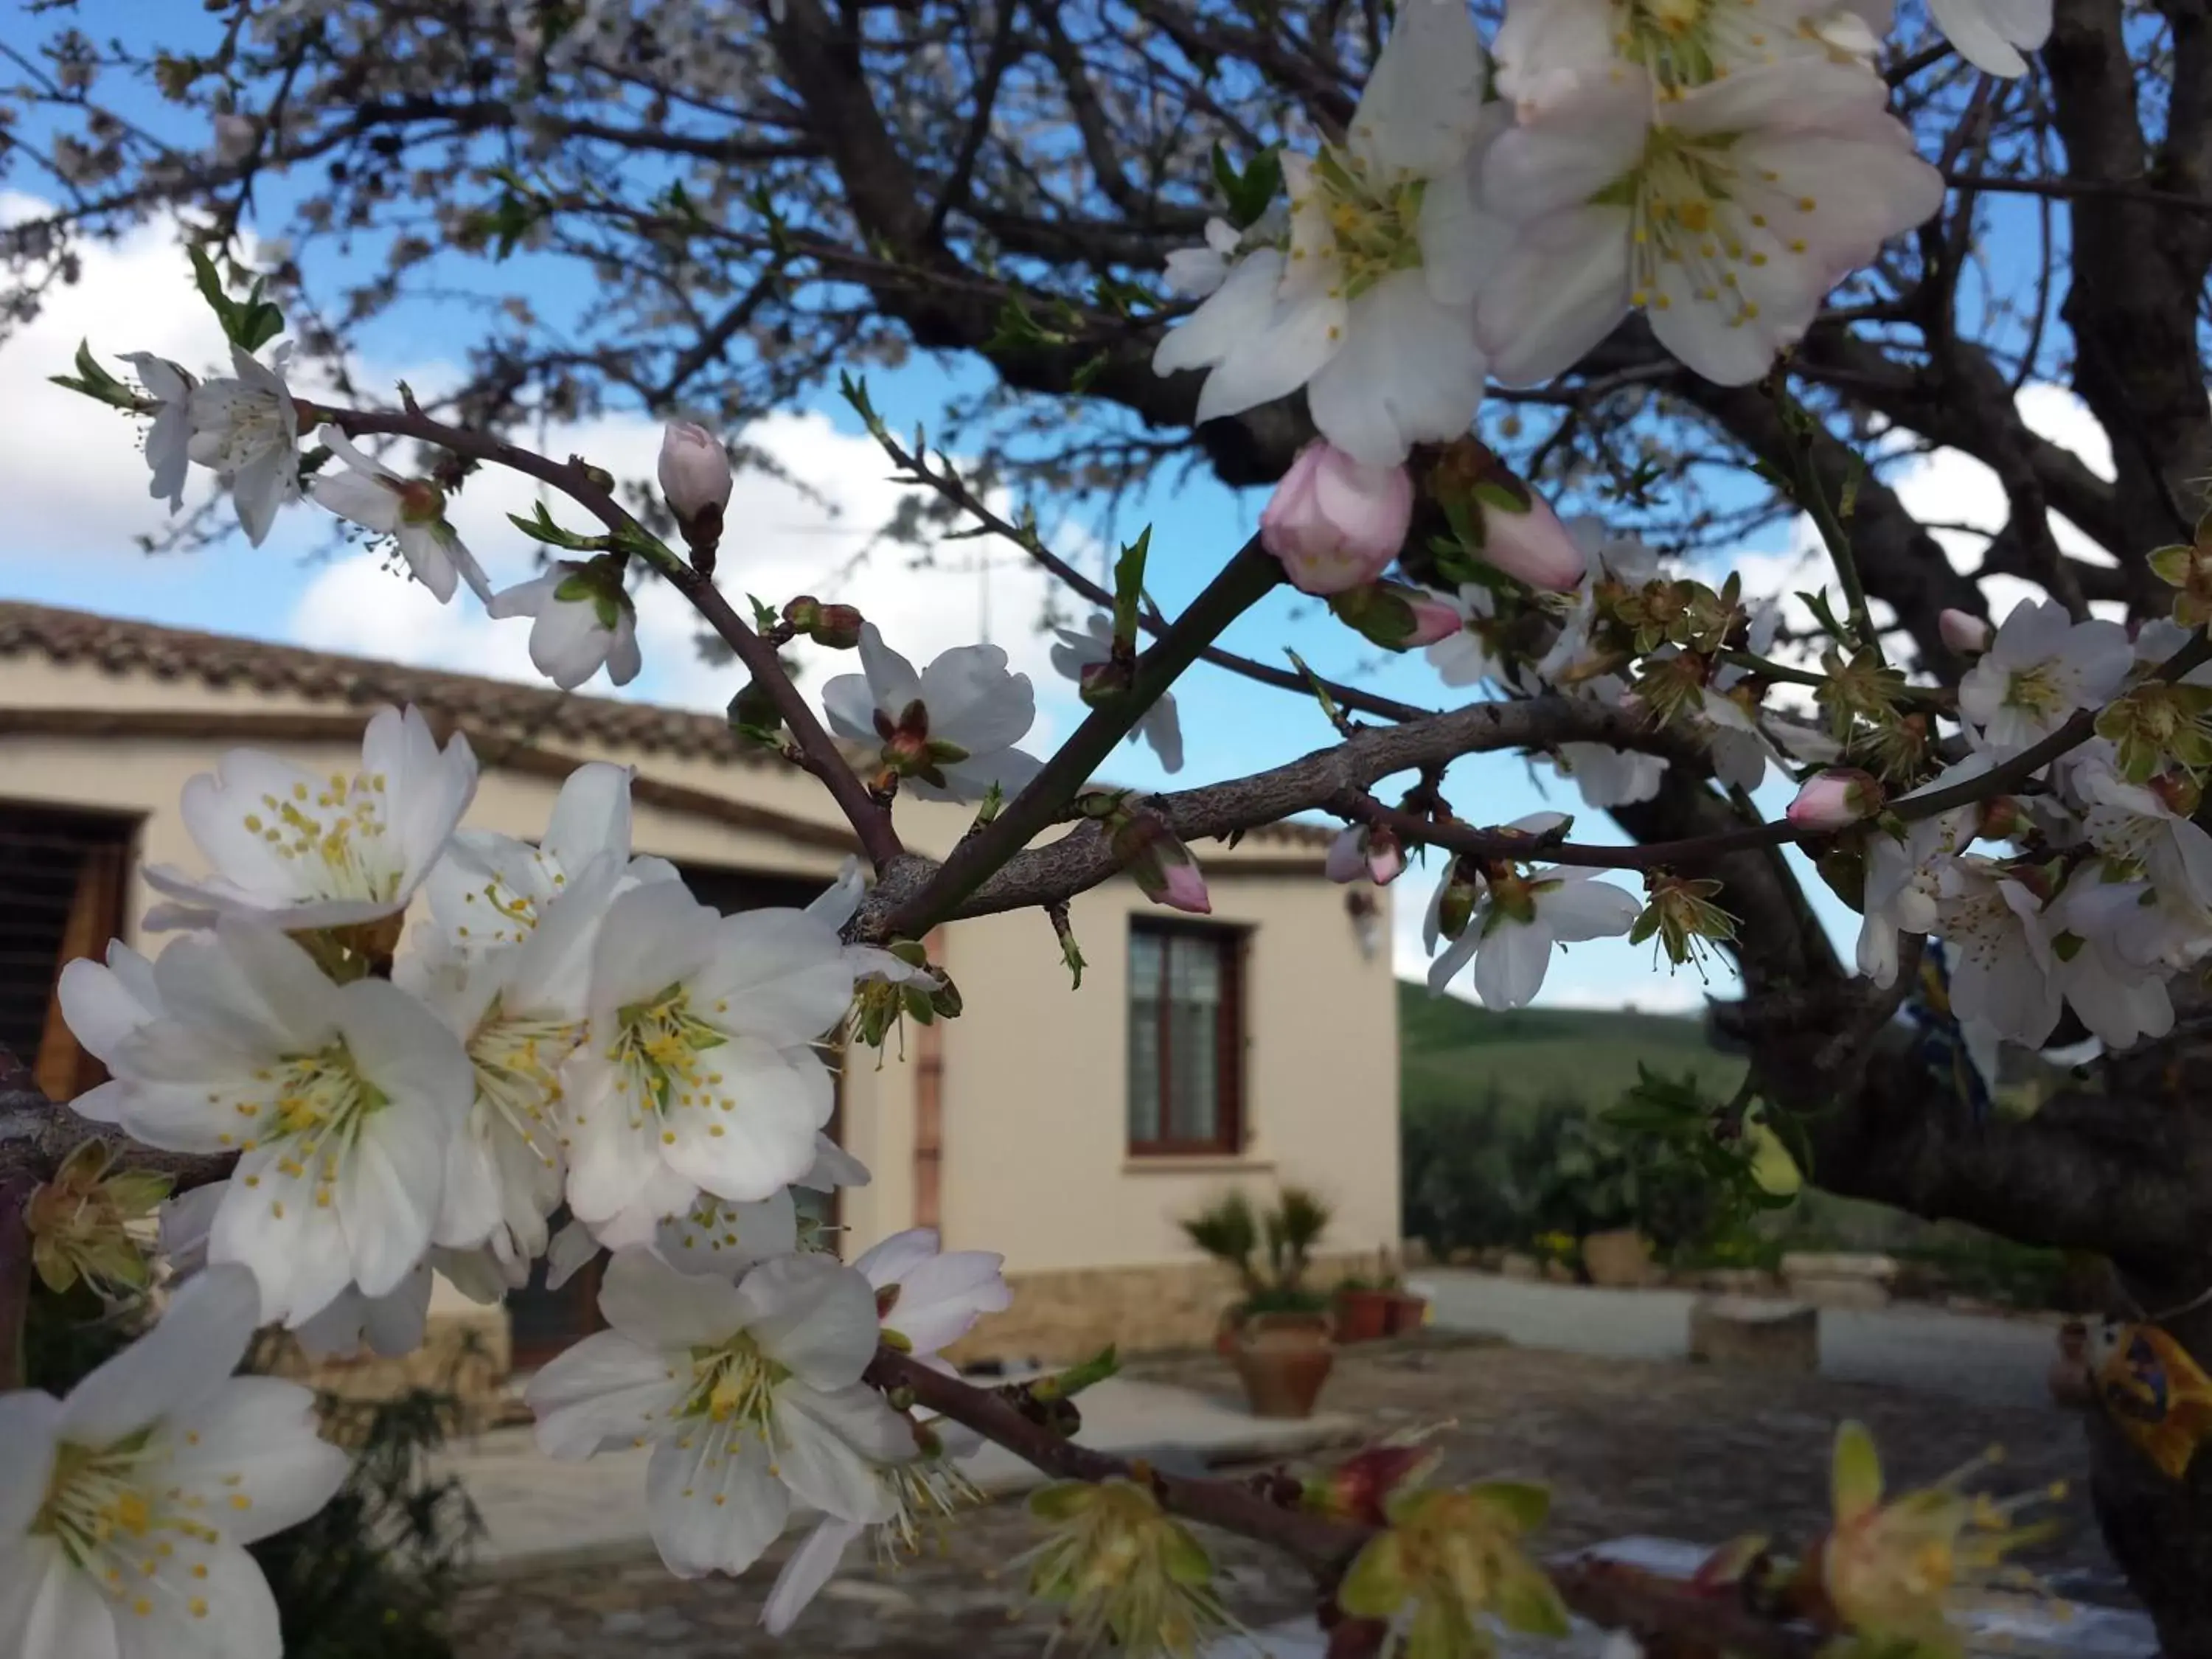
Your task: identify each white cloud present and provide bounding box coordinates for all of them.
[0,192,1084,740]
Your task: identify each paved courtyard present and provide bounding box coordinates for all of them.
[451,1333,2119,1658]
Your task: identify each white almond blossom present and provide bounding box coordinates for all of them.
[0,1265,349,1659]
[419,761,653,970]
[526,1249,915,1579]
[120,352,195,511]
[1554,740,1667,808]
[1424,582,1503,689]
[853,1228,1012,1364]
[823,625,1043,804]
[142,703,478,933]
[1150,0,1506,463]
[163,1175,439,1357]
[1478,60,1944,387]
[1492,0,1885,111]
[1424,815,1641,1007]
[761,1231,1004,1635]
[1161,217,1242,299]
[560,880,854,1228]
[1051,614,1185,773]
[310,429,492,605]
[185,344,304,546]
[2074,762,2212,911]
[487,557,643,690]
[60,922,473,1326]
[403,858,622,1266]
[1956,599,2131,756]
[1927,0,2050,76]
[1853,754,1990,986]
[2048,875,2176,1051]
[1933,856,2060,1048]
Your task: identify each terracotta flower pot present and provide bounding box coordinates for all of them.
[1382,1291,1428,1336]
[1332,1287,1391,1344]
[1230,1319,1335,1419]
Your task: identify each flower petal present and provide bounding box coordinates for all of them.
[527,1328,686,1460]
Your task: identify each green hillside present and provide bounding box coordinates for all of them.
[1397,981,1744,1124]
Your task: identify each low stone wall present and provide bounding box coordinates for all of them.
[274,1306,513,1433]
[942,1250,1391,1368]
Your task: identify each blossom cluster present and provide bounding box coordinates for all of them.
[1151,0,1993,464]
[6,711,1010,1657]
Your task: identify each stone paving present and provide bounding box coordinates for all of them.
[451,1337,2119,1658]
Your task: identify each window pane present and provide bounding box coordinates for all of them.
[1127,932,1164,1144]
[1166,939,1221,1144]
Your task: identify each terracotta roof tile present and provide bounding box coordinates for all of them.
[0,599,768,764]
[0,601,1335,849]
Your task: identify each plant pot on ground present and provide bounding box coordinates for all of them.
[1181,1185,1339,1417]
[1382,1288,1428,1335]
[1230,1318,1335,1418]
[1332,1279,1391,1343]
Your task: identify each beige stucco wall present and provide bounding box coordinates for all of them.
[1,645,1399,1292]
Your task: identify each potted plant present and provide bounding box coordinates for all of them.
[1331,1274,1391,1344]
[1181,1186,1336,1417]
[1371,1252,1428,1335]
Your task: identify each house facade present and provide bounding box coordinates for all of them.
[0,602,1399,1374]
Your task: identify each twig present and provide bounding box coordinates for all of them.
[325,406,906,871]
[860,420,1436,725]
[889,538,1286,933]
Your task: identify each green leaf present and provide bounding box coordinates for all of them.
[1336,1534,1409,1619]
[1209,142,1282,229]
[1832,1419,1884,1523]
[1466,1481,1550,1532]
[507,501,609,553]
[1492,1562,1571,1638]
[49,340,145,409]
[1111,526,1151,650]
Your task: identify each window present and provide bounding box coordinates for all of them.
[0,804,133,1102]
[1127,923,1243,1155]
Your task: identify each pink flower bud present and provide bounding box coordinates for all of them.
[1326,826,1406,887]
[658,420,733,520]
[1402,593,1461,647]
[1938,608,1993,656]
[1478,487,1585,593]
[1110,812,1212,914]
[1158,860,1212,915]
[1259,442,1412,596]
[1785,768,1884,831]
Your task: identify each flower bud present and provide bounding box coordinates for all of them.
[1259,441,1413,595]
[1329,582,1460,651]
[1785,768,1885,831]
[1435,870,1480,941]
[1110,812,1211,914]
[1975,794,2028,842]
[1424,438,1585,592]
[1938,608,1993,656]
[1327,825,1406,887]
[659,420,732,570]
[659,420,733,518]
[782,595,865,650]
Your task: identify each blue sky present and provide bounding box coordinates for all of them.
[0,18,2107,1011]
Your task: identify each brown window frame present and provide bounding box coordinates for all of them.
[0,801,138,1103]
[1126,919,1246,1157]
